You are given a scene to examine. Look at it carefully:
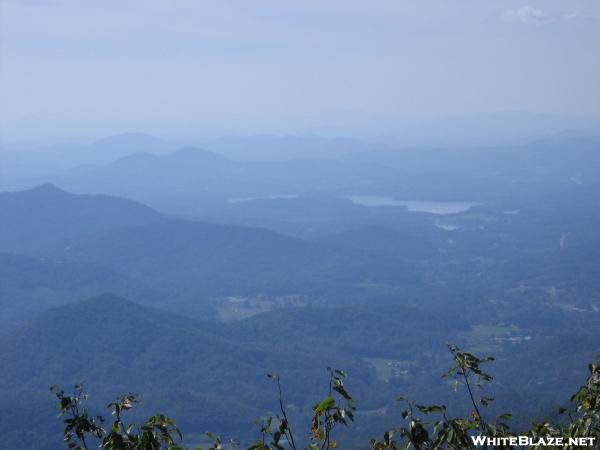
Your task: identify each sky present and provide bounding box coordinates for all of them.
[1,0,599,141]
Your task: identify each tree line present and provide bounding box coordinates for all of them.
[50,345,599,450]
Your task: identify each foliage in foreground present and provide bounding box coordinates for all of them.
[51,345,600,450]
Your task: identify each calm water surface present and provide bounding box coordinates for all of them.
[344,196,481,214]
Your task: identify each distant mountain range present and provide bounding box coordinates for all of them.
[1,126,599,227]
[369,111,600,147]
[2,132,180,168]
[20,135,594,220]
[0,133,187,190]
[31,146,401,215]
[203,134,373,161]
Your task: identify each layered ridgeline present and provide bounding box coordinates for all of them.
[1,185,417,323]
[340,137,600,198]
[1,133,182,186]
[21,136,600,218]
[43,146,401,215]
[0,184,169,324]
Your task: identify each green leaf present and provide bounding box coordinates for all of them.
[314,396,335,414]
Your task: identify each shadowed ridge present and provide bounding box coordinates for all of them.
[166,146,232,165]
[0,185,162,252]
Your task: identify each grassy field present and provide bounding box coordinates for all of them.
[363,357,418,382]
[459,324,525,354]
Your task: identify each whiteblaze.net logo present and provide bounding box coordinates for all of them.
[471,435,597,447]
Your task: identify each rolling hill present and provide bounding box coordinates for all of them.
[0,294,388,449]
[0,183,162,252]
[40,219,418,300]
[0,253,169,326]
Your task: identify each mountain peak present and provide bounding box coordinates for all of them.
[0,184,161,253]
[30,182,65,193]
[18,183,71,198]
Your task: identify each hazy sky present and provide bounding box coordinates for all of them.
[1,0,599,140]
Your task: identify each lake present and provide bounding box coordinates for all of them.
[228,194,298,203]
[343,196,481,214]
